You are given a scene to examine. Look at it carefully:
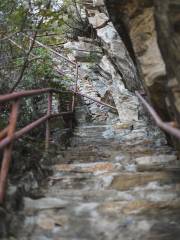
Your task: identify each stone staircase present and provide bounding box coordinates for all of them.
[9,103,180,240]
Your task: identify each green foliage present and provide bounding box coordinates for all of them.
[83,52,101,63]
[0,0,89,128]
[58,0,93,40]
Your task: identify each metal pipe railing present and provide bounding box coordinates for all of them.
[71,62,79,112]
[1,89,179,204]
[73,90,117,110]
[0,88,71,103]
[0,88,73,204]
[0,88,116,110]
[135,91,180,139]
[0,112,73,150]
[0,127,8,141]
[0,84,115,203]
[7,37,116,111]
[0,100,19,203]
[0,36,118,204]
[45,92,52,151]
[23,34,76,66]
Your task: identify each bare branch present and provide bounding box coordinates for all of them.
[72,0,85,25]
[0,32,19,41]
[9,18,44,93]
[9,0,52,93]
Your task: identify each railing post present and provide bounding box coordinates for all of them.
[45,92,52,151]
[0,100,19,204]
[72,62,79,112]
[75,62,79,93]
[0,127,8,141]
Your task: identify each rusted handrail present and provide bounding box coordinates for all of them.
[0,35,118,204]
[23,34,76,66]
[0,112,73,150]
[7,37,116,110]
[0,86,116,204]
[0,88,74,204]
[0,128,8,141]
[72,90,117,110]
[71,62,79,112]
[0,88,72,103]
[0,100,19,204]
[0,88,116,111]
[135,91,180,139]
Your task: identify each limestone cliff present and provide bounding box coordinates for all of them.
[104,0,180,149]
[64,1,141,124]
[63,0,179,150]
[73,0,179,150]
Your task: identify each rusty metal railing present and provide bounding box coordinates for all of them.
[0,35,118,204]
[0,84,116,204]
[135,91,180,139]
[1,87,180,205]
[0,88,75,204]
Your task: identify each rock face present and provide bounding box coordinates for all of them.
[96,23,140,91]
[64,0,142,123]
[154,0,180,121]
[11,101,180,240]
[63,0,180,149]
[105,1,167,119]
[104,0,180,149]
[2,2,180,238]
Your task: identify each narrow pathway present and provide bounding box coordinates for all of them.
[15,104,180,240]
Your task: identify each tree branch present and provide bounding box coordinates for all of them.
[9,0,52,93]
[9,19,43,93]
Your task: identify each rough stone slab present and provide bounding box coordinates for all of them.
[54,162,122,173]
[93,0,104,7]
[89,13,109,28]
[111,171,180,191]
[135,155,178,171]
[24,197,68,212]
[64,41,102,61]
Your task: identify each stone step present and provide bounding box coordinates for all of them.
[53,162,122,174]
[57,150,111,158]
[13,110,180,240]
[19,196,180,240]
[54,146,175,166]
[65,143,172,154]
[75,125,111,129]
[56,145,110,153]
[23,197,68,213]
[73,126,112,134]
[73,133,108,139]
[41,186,179,203]
[59,154,110,161]
[111,171,180,191]
[71,137,115,145]
[24,188,180,215]
[45,160,180,192]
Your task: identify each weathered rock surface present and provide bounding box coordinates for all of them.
[64,38,139,123]
[104,0,180,149]
[24,197,68,212]
[64,41,102,62]
[135,154,179,171]
[63,0,143,124]
[9,101,179,240]
[105,1,168,120]
[89,12,109,28]
[2,1,180,239]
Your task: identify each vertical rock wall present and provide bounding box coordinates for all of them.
[105,1,168,119]
[65,0,179,149]
[154,0,180,122]
[65,0,141,123]
[104,0,180,150]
